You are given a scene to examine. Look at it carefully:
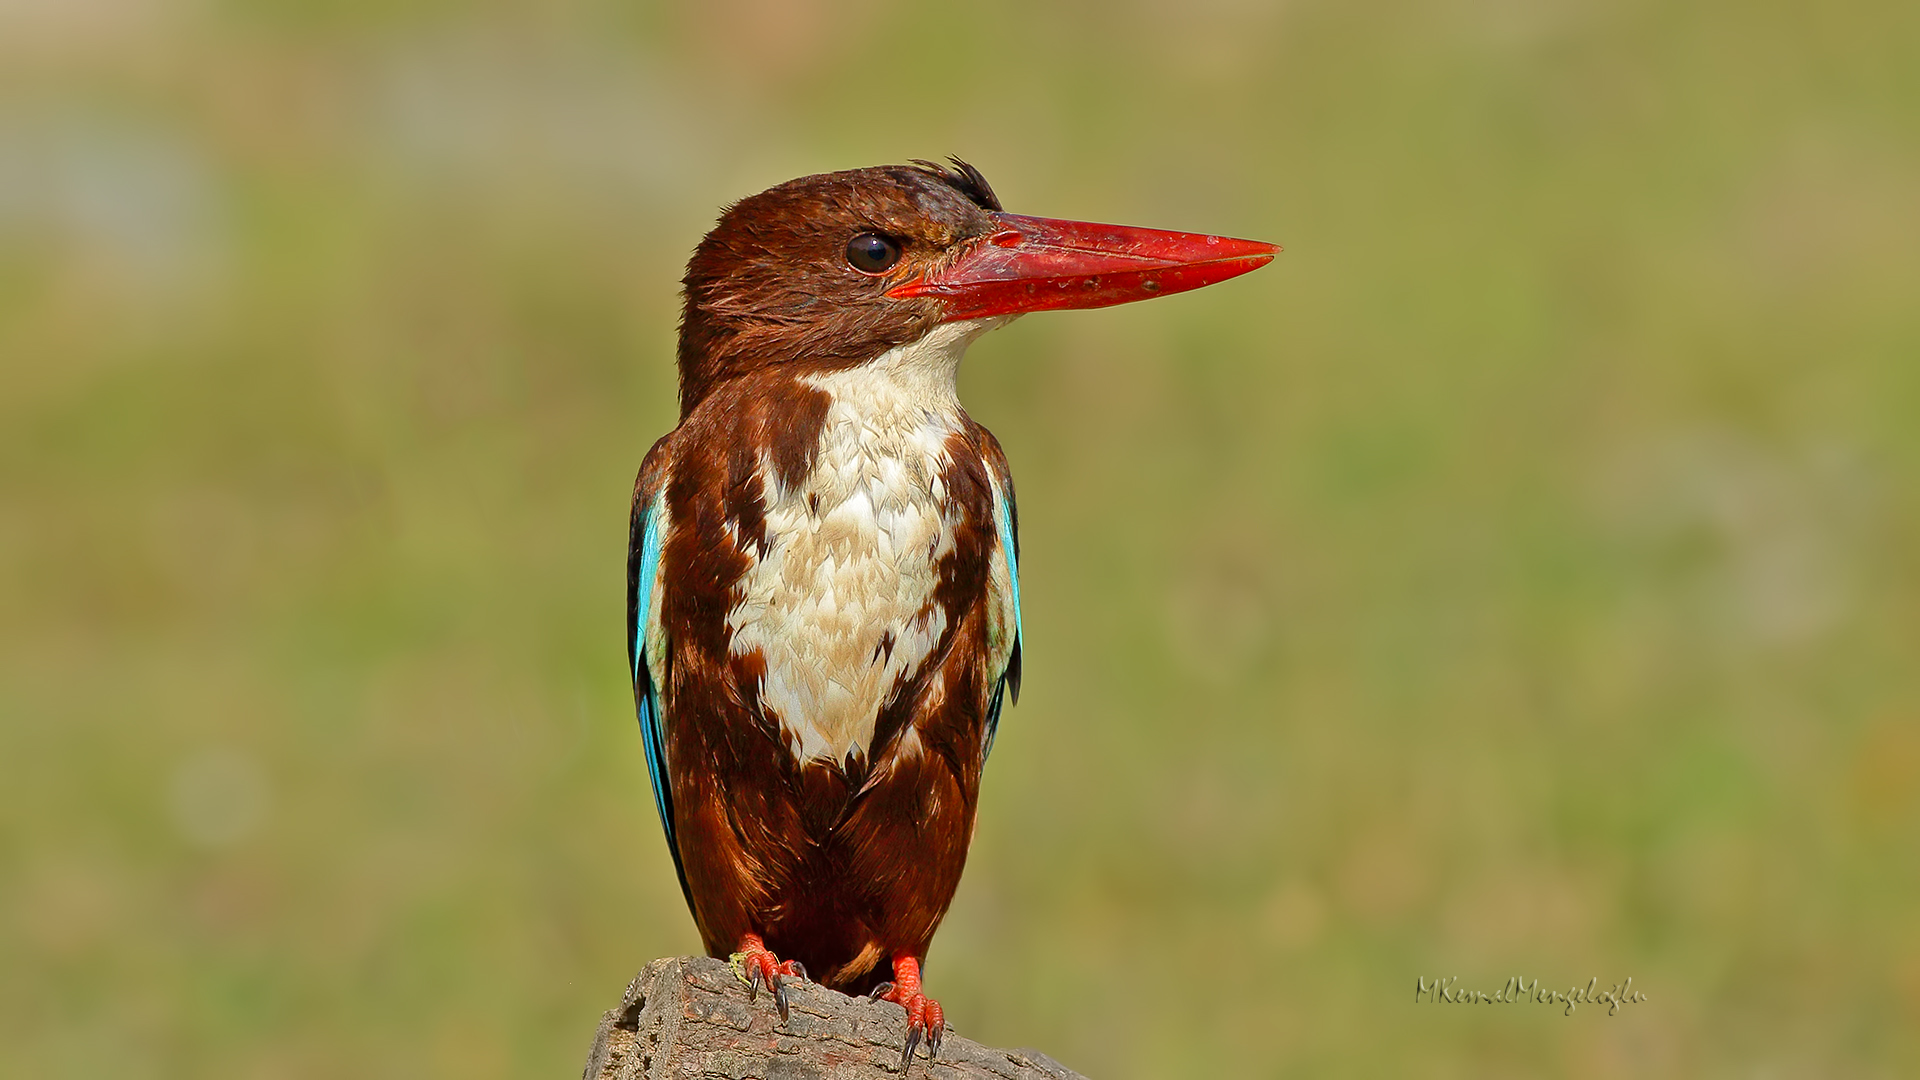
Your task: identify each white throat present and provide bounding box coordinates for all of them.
[835,316,1010,407]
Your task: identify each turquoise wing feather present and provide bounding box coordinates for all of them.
[627,485,690,907]
[985,473,1023,760]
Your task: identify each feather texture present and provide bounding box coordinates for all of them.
[628,455,690,911]
[626,324,1022,992]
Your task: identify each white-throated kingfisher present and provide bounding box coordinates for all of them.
[627,160,1275,1067]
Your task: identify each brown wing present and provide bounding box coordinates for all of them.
[653,377,832,956]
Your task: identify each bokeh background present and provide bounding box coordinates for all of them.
[4,1,1918,1076]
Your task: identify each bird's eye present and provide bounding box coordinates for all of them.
[845,233,901,275]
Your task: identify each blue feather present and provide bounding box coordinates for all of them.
[985,486,1022,760]
[995,488,1022,646]
[631,494,679,867]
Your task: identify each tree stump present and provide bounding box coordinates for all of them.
[583,956,1090,1080]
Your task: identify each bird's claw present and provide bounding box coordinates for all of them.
[900,1024,922,1072]
[731,935,808,1026]
[874,960,944,1072]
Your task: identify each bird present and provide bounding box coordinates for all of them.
[627,159,1275,1068]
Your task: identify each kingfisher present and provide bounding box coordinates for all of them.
[627,159,1275,1066]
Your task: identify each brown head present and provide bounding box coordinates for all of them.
[676,158,1278,416]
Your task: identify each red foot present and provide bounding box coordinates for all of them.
[871,954,945,1070]
[731,933,808,1024]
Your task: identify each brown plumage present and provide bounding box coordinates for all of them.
[633,162,1017,996]
[627,159,1275,1063]
[674,162,1001,416]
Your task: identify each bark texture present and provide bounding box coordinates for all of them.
[583,956,1089,1080]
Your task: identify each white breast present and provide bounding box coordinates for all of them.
[725,319,1005,765]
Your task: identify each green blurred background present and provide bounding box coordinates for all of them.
[4,1,1918,1076]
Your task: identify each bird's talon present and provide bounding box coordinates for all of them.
[733,934,803,1027]
[900,1025,922,1071]
[874,955,942,1072]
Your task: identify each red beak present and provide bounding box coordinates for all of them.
[886,213,1279,321]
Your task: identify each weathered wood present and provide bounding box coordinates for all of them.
[583,956,1089,1080]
